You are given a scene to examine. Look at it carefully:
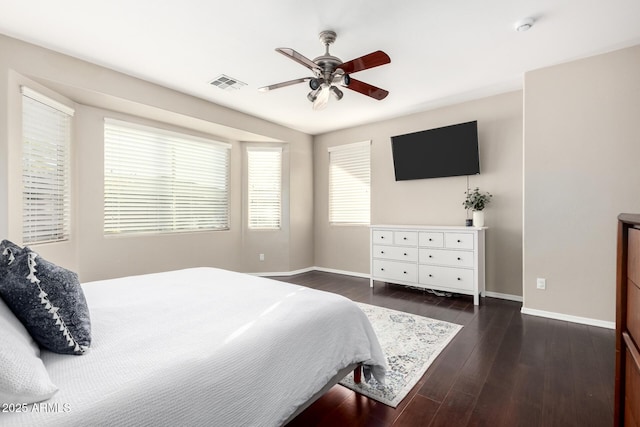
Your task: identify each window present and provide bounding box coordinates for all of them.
[328,141,371,225]
[21,86,74,244]
[247,147,282,230]
[104,119,231,235]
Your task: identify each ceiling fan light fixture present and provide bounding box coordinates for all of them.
[329,85,343,100]
[307,88,320,102]
[309,78,321,90]
[312,84,331,110]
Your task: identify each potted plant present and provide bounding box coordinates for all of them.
[463,187,492,227]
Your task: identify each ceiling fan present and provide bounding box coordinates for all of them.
[258,30,391,110]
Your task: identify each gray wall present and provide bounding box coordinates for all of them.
[0,34,314,281]
[314,44,640,323]
[314,91,524,298]
[523,44,640,322]
[3,31,639,324]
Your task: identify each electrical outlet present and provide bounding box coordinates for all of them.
[536,278,546,290]
[259,253,265,261]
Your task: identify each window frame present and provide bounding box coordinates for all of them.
[246,146,283,230]
[328,140,371,226]
[103,118,231,236]
[21,86,74,245]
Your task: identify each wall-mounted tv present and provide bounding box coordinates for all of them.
[391,120,480,181]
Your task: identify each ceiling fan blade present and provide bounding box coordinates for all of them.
[276,48,321,71]
[344,77,389,100]
[338,50,390,74]
[258,77,310,92]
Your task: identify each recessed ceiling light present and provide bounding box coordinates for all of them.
[514,17,534,32]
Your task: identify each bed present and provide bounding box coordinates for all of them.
[0,267,387,427]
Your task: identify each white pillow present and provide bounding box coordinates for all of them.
[0,297,58,404]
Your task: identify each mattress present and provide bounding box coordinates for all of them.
[1,267,386,427]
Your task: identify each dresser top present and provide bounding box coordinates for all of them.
[371,224,487,231]
[618,213,640,227]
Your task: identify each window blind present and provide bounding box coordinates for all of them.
[104,119,231,235]
[21,86,74,244]
[247,147,282,230]
[328,141,371,225]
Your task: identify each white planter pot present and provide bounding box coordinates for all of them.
[472,211,485,227]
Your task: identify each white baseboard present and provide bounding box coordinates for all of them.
[251,266,315,277]
[312,266,370,279]
[484,291,523,302]
[520,307,615,329]
[253,266,368,278]
[257,268,525,305]
[255,267,613,329]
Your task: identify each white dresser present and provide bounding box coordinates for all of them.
[370,225,486,305]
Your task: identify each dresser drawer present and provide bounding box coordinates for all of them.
[629,228,640,285]
[394,231,418,246]
[629,280,640,345]
[372,260,417,283]
[445,232,474,250]
[418,265,474,291]
[625,343,640,427]
[373,245,418,262]
[372,230,393,244]
[624,400,638,427]
[419,248,474,268]
[419,232,444,248]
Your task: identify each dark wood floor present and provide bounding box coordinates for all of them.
[274,271,615,427]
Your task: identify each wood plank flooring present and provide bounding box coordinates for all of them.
[274,271,615,427]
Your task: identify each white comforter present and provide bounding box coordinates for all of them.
[2,267,386,427]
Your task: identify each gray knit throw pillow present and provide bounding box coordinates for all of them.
[0,247,91,355]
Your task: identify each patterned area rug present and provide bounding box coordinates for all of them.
[339,302,462,407]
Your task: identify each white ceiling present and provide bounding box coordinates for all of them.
[1,0,639,135]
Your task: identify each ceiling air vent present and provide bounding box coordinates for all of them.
[209,74,247,91]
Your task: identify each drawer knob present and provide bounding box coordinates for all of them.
[457,277,461,281]
[429,255,433,258]
[457,257,461,261]
[457,239,461,243]
[428,238,433,241]
[403,271,407,274]
[403,237,407,240]
[428,274,433,277]
[381,268,385,271]
[403,252,407,256]
[381,251,384,254]
[381,236,385,239]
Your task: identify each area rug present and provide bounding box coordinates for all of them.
[339,302,462,407]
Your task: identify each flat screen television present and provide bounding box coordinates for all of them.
[391,121,480,181]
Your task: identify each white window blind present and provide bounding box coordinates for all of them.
[21,86,74,244]
[247,147,282,230]
[328,141,371,225]
[104,119,231,235]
